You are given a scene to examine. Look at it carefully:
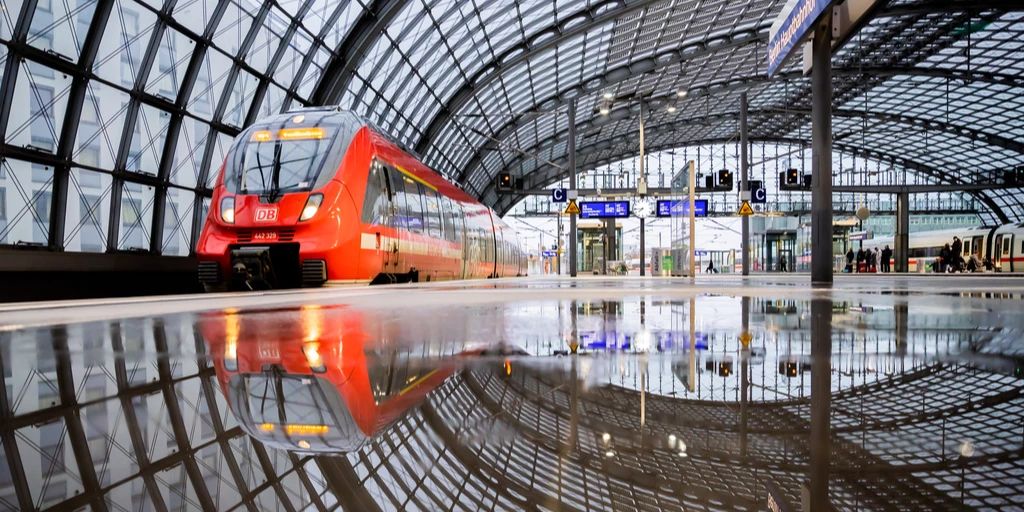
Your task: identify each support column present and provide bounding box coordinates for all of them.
[895,191,910,273]
[568,101,578,277]
[810,17,834,284]
[688,160,696,278]
[639,103,646,277]
[640,217,646,276]
[740,92,750,276]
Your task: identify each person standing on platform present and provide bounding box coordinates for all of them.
[846,248,855,273]
[940,243,952,272]
[881,245,892,273]
[706,260,717,274]
[856,248,866,273]
[779,256,788,273]
[951,237,963,272]
[872,248,880,273]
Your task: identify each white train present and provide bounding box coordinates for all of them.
[861,224,1024,272]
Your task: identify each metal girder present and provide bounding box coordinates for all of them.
[454,31,768,186]
[459,61,1024,196]
[413,0,763,159]
[881,0,1024,17]
[311,0,409,105]
[491,134,1011,222]
[478,96,1023,208]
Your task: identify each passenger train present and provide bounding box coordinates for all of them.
[200,306,515,453]
[196,107,526,290]
[862,223,1024,272]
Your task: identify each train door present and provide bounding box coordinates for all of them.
[993,234,1005,271]
[1002,234,1014,272]
[384,166,407,277]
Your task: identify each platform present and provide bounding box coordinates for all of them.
[1,275,1023,511]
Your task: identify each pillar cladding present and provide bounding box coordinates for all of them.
[810,17,833,284]
[895,191,910,272]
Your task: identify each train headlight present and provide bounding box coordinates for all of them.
[224,340,238,371]
[299,194,323,221]
[303,342,326,373]
[220,197,235,224]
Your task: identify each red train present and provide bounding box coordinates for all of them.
[199,306,515,453]
[196,107,525,290]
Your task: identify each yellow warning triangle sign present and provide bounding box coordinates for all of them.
[565,200,580,215]
[738,200,754,216]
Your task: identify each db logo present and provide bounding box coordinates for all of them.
[254,207,278,223]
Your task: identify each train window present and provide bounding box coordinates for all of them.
[360,162,391,225]
[1004,239,1011,256]
[400,178,424,233]
[423,189,442,239]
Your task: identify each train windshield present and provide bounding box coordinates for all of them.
[238,372,337,427]
[225,113,361,197]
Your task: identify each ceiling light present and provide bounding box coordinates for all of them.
[602,92,615,100]
[667,106,677,113]
[599,105,610,116]
[676,90,688,98]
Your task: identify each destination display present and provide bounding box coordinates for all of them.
[579,201,630,219]
[656,199,708,217]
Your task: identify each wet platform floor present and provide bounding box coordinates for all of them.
[1,275,1023,511]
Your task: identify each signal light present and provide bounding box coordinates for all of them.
[498,172,513,191]
[786,168,799,185]
[717,169,733,190]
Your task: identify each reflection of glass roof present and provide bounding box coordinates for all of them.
[0,0,1021,256]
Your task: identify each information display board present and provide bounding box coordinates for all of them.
[656,199,708,218]
[579,201,630,219]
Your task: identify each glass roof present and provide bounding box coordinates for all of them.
[0,0,1021,256]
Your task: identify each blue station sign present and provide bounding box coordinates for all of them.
[767,0,834,76]
[579,201,630,219]
[656,199,708,218]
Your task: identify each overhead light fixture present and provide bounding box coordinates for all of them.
[599,103,611,116]
[667,106,677,113]
[676,90,688,98]
[602,91,615,100]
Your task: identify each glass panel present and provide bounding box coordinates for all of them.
[75,80,130,170]
[93,0,158,88]
[244,14,284,75]
[145,28,195,101]
[26,0,97,61]
[161,188,193,256]
[221,70,257,127]
[187,48,231,121]
[205,132,234,188]
[212,0,254,58]
[0,158,52,246]
[0,0,24,41]
[126,105,171,175]
[169,118,210,188]
[117,181,154,250]
[64,168,112,252]
[5,60,72,153]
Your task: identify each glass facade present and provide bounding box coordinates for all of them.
[0,0,1021,261]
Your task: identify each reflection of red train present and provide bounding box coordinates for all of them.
[196,107,525,290]
[200,306,478,453]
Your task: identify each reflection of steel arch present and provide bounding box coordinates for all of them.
[0,320,337,511]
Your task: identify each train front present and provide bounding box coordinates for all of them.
[196,109,363,290]
[200,306,464,454]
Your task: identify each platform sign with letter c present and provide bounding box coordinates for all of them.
[552,188,567,203]
[750,180,767,204]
